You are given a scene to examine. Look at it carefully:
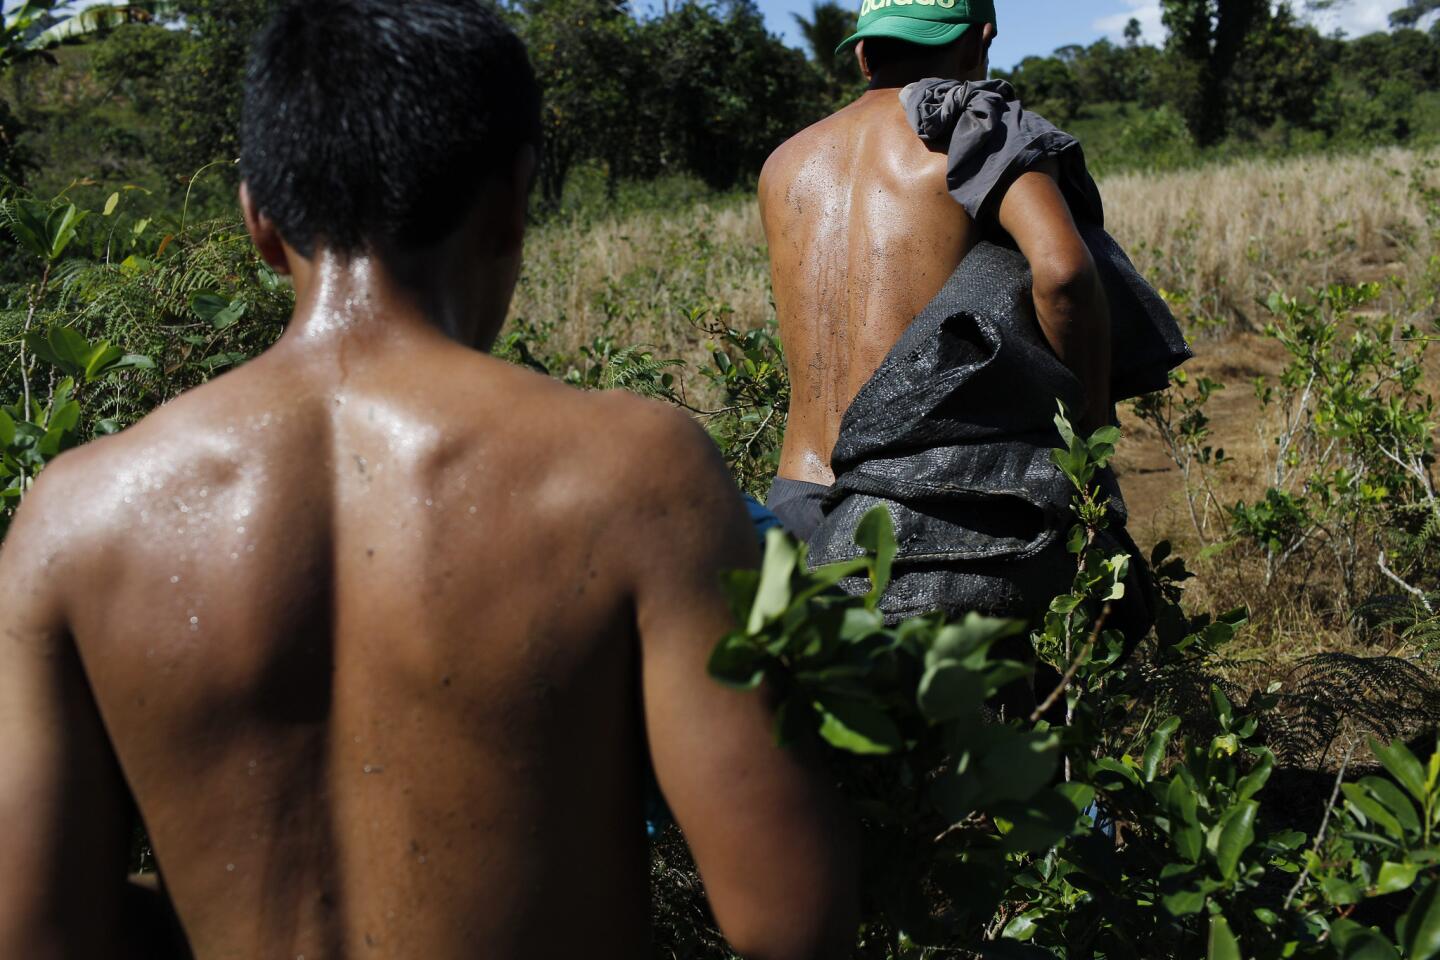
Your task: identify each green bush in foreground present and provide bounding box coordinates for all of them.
[708,409,1440,959]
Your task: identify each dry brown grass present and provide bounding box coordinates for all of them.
[1104,152,1440,663]
[1106,147,1440,329]
[511,199,770,375]
[514,146,1440,364]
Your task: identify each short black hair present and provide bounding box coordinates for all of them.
[240,0,541,257]
[858,30,984,73]
[861,36,949,72]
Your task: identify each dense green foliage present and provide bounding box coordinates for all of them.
[999,1,1440,174]
[697,405,1440,958]
[516,0,828,204]
[0,189,288,533]
[17,0,1440,216]
[7,0,830,210]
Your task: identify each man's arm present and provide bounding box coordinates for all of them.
[628,406,858,960]
[997,160,1112,433]
[0,465,140,958]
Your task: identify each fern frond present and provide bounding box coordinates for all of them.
[1269,653,1440,764]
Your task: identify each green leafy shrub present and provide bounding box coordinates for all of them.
[1114,105,1197,173]
[1131,369,1231,545]
[1231,283,1437,607]
[708,411,1440,959]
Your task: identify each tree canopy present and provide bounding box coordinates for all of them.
[10,0,1440,204]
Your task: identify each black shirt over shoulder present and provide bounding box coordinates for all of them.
[901,78,1105,230]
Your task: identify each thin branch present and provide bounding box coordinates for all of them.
[740,405,777,456]
[1378,550,1433,614]
[1030,603,1112,725]
[1274,370,1317,488]
[671,399,744,418]
[16,260,51,503]
[1285,739,1357,910]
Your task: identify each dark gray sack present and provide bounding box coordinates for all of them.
[806,226,1191,624]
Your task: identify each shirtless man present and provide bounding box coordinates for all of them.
[759,0,1110,541]
[0,2,856,957]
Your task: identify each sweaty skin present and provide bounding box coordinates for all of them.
[761,31,1110,487]
[761,86,975,486]
[0,174,856,959]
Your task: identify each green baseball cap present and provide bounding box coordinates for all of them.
[835,0,996,57]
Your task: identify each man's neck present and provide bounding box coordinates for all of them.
[280,248,494,351]
[868,67,986,91]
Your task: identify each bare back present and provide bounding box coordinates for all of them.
[760,89,977,485]
[51,335,669,956]
[1,307,853,958]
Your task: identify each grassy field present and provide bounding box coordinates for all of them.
[516,146,1440,351]
[512,145,1440,673]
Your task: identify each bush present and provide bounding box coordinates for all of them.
[1115,104,1197,172]
[0,188,290,531]
[708,411,1440,959]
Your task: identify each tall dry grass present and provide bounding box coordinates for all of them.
[511,145,1440,360]
[511,200,769,371]
[1106,147,1440,328]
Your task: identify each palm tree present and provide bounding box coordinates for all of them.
[26,1,180,47]
[3,0,180,62]
[792,0,858,81]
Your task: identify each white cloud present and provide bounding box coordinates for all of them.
[1307,0,1414,38]
[1092,1,1164,45]
[1090,0,1421,48]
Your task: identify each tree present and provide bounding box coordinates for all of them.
[153,0,275,183]
[1343,28,1440,90]
[1124,15,1144,45]
[637,2,827,190]
[0,1,90,185]
[1071,39,1133,104]
[1392,0,1440,28]
[90,22,184,115]
[792,0,858,87]
[517,0,829,204]
[1,2,161,186]
[1006,55,1082,124]
[1158,0,1270,145]
[1228,4,1332,134]
[516,0,642,206]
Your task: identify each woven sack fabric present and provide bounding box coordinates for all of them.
[806,226,1191,623]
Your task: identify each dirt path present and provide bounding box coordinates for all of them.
[1116,330,1292,553]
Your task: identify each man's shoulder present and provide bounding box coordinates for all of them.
[761,96,938,207]
[470,352,693,449]
[16,367,266,543]
[559,387,724,487]
[2,421,139,592]
[760,106,857,195]
[517,381,732,523]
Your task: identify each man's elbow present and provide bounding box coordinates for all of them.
[1032,248,1102,317]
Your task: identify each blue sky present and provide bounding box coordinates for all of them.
[740,0,1415,69]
